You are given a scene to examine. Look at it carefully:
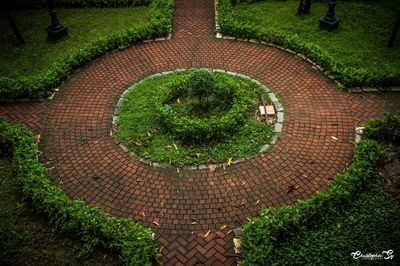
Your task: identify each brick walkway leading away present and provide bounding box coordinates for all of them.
[1,0,399,265]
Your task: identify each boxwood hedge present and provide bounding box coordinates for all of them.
[0,118,159,265]
[240,115,395,264]
[218,0,400,87]
[0,0,174,101]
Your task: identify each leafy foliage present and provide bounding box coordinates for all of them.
[187,69,216,105]
[0,0,174,100]
[218,0,400,87]
[159,70,251,142]
[9,0,151,9]
[240,112,400,265]
[0,118,159,265]
[364,112,400,144]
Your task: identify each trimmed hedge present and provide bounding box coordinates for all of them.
[218,0,400,87]
[0,118,159,265]
[8,0,151,9]
[240,112,400,264]
[241,137,387,265]
[159,70,251,142]
[364,112,400,144]
[0,0,174,101]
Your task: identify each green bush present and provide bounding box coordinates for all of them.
[364,112,400,144]
[9,0,151,9]
[0,0,174,101]
[218,0,400,87]
[187,69,216,106]
[0,118,159,265]
[159,71,251,142]
[241,138,386,265]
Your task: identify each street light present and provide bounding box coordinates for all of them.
[47,0,68,41]
[319,0,340,31]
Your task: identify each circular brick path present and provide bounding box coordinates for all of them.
[1,0,399,265]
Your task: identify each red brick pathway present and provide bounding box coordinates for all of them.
[1,0,399,265]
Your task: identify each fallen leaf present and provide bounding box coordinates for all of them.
[147,132,152,137]
[246,218,251,222]
[191,218,199,224]
[195,153,201,158]
[160,246,164,253]
[219,224,227,230]
[177,98,181,104]
[134,139,143,146]
[176,167,180,173]
[139,211,145,217]
[109,130,113,137]
[240,199,246,206]
[208,164,217,173]
[227,158,233,166]
[153,221,160,227]
[203,230,211,238]
[331,136,338,140]
[241,180,246,185]
[255,200,260,205]
[173,143,178,150]
[287,185,299,193]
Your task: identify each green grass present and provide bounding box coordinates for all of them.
[116,70,275,166]
[0,7,150,78]
[0,158,122,266]
[232,0,400,84]
[272,178,400,265]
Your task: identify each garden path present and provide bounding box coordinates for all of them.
[1,0,400,265]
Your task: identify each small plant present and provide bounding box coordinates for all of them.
[364,112,400,144]
[159,70,250,143]
[187,70,216,111]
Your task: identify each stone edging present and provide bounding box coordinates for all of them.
[213,0,400,93]
[112,68,285,171]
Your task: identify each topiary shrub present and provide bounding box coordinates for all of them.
[187,70,215,100]
[158,70,250,143]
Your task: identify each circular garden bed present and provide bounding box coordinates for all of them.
[114,69,280,166]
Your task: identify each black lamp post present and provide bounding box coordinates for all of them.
[319,0,340,31]
[47,0,68,41]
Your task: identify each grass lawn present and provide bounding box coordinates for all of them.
[0,7,150,78]
[232,0,400,82]
[0,157,122,265]
[116,70,274,166]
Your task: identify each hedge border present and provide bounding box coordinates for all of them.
[0,0,175,101]
[217,0,400,88]
[0,118,159,265]
[240,116,396,265]
[7,0,151,9]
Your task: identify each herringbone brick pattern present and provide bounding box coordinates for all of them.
[1,0,399,265]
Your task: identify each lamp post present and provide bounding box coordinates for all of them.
[47,0,68,41]
[319,0,340,31]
